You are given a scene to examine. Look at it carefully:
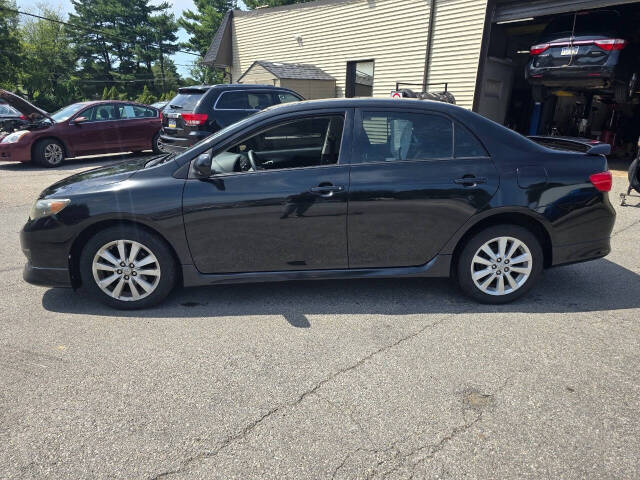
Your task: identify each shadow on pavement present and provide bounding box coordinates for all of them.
[41,258,640,327]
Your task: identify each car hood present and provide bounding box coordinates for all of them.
[40,157,150,198]
[0,89,52,121]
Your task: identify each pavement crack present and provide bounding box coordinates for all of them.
[612,217,640,237]
[149,311,461,479]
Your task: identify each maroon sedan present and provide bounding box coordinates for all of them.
[0,90,162,167]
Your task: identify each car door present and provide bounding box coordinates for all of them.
[115,104,159,151]
[70,104,121,155]
[347,108,499,268]
[182,109,352,274]
[213,90,275,129]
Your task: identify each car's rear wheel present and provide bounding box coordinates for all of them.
[33,139,65,167]
[79,226,176,309]
[456,225,543,304]
[152,132,162,154]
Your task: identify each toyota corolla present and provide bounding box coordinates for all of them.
[20,98,616,309]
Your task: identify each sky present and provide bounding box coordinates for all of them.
[16,0,202,77]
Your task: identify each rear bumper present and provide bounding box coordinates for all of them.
[552,237,611,267]
[159,130,211,152]
[527,65,618,89]
[0,141,31,162]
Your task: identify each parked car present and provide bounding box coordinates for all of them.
[20,98,615,309]
[0,101,28,134]
[159,84,304,152]
[528,135,610,152]
[526,10,639,104]
[150,100,168,111]
[0,90,162,167]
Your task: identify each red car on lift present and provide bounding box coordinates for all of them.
[0,90,162,167]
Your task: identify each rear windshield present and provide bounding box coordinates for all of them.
[167,92,205,111]
[0,103,19,116]
[541,11,621,39]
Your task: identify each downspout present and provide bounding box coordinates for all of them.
[422,0,437,91]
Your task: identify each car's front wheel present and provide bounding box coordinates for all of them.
[456,225,543,304]
[79,226,176,309]
[33,139,65,167]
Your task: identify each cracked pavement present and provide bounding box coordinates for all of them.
[1,155,639,479]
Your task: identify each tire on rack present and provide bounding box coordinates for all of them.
[79,225,177,310]
[33,138,65,167]
[456,224,544,304]
[614,81,629,105]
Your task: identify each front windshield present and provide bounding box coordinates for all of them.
[174,112,265,163]
[50,103,88,123]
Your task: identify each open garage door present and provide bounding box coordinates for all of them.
[494,0,640,23]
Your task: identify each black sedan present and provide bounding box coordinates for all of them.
[0,101,27,133]
[20,98,616,309]
[526,9,639,104]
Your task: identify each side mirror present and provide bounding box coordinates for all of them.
[193,153,213,177]
[72,116,88,125]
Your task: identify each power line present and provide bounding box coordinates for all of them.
[0,6,202,58]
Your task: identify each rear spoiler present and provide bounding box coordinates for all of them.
[528,136,611,156]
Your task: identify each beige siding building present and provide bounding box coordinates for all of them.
[205,0,490,110]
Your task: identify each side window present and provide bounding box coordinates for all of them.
[83,105,117,122]
[277,92,301,104]
[455,123,488,157]
[216,92,249,110]
[356,111,453,163]
[247,92,273,110]
[118,105,136,119]
[211,115,345,173]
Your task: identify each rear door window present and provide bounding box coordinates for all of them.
[119,105,157,119]
[216,91,274,110]
[276,92,302,104]
[356,111,453,163]
[455,123,488,158]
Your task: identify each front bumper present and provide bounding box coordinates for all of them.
[23,261,72,287]
[0,140,31,162]
[20,220,74,288]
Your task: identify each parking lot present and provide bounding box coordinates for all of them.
[1,155,639,479]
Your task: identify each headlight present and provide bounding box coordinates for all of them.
[2,130,30,144]
[29,198,70,220]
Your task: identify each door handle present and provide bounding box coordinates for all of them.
[454,176,487,187]
[310,185,344,197]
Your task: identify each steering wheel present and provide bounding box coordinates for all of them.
[247,149,261,171]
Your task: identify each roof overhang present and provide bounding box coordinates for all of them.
[203,10,233,68]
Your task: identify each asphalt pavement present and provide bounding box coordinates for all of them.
[1,154,639,479]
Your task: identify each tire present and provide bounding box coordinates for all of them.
[152,132,162,154]
[79,226,177,310]
[33,138,65,167]
[531,85,548,103]
[628,157,640,195]
[456,225,543,304]
[614,82,629,104]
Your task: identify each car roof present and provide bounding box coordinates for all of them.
[260,97,467,115]
[178,84,295,92]
[74,100,158,109]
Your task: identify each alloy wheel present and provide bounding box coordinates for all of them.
[470,236,532,296]
[44,143,64,165]
[92,240,161,301]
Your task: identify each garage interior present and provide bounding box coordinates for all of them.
[477,0,640,163]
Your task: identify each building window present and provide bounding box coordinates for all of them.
[346,60,374,98]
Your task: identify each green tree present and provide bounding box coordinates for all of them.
[19,5,77,110]
[101,86,109,99]
[244,0,312,9]
[107,86,118,99]
[136,85,156,104]
[0,0,22,89]
[179,0,235,84]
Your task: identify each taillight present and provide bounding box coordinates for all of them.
[589,171,612,192]
[19,115,27,120]
[594,39,627,51]
[530,43,550,55]
[181,113,208,126]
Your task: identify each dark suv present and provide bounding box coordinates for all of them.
[159,84,304,152]
[526,10,639,104]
